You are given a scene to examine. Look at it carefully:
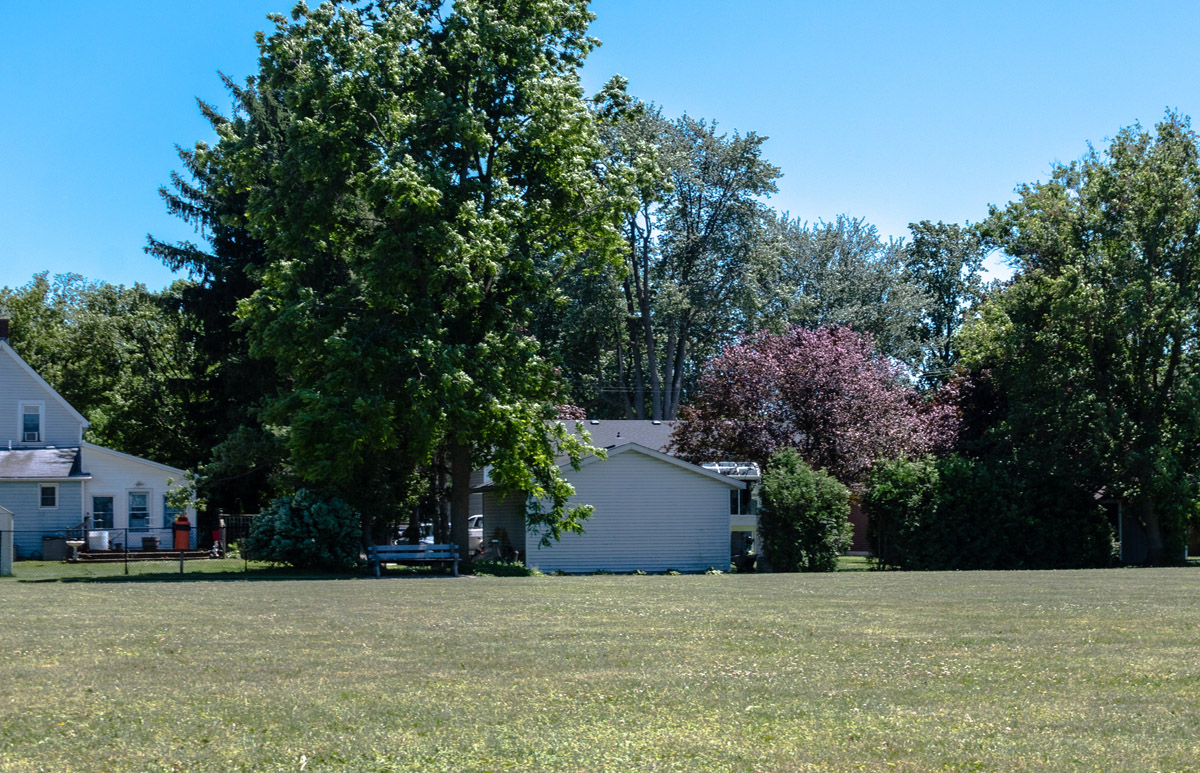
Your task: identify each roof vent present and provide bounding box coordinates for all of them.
[651,420,662,425]
[589,420,600,425]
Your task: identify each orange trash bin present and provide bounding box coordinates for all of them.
[172,514,191,550]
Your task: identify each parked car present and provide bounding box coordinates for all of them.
[395,522,434,545]
[468,514,483,555]
[396,518,483,554]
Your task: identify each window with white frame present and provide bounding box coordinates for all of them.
[18,401,43,443]
[163,494,182,528]
[129,491,150,529]
[39,484,57,509]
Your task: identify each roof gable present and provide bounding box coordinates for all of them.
[0,341,90,429]
[572,442,745,489]
[555,419,677,453]
[81,441,186,476]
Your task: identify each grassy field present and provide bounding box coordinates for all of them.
[2,568,1199,771]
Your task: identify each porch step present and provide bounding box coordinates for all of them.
[74,550,211,563]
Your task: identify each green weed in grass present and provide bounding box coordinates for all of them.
[1,568,1198,771]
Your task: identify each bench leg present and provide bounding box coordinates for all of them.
[453,556,459,577]
[373,560,381,578]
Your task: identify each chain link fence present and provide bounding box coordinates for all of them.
[1,528,253,579]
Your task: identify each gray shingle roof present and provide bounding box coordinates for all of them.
[560,420,678,454]
[0,447,87,480]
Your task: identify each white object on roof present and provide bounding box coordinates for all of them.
[701,461,761,480]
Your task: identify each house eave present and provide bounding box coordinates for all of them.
[0,475,93,483]
[81,442,186,476]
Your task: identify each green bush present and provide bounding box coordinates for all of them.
[865,456,940,570]
[865,454,1114,570]
[241,489,361,570]
[469,560,535,577]
[759,449,851,572]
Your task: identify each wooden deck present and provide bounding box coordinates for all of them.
[72,549,212,563]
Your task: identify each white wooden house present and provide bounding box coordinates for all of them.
[0,327,194,559]
[480,435,748,573]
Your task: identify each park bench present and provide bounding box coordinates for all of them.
[367,543,460,577]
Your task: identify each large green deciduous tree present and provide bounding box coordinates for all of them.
[207,1,624,557]
[537,101,781,419]
[975,112,1200,564]
[903,220,986,388]
[766,215,927,366]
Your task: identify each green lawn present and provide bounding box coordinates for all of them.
[2,568,1198,771]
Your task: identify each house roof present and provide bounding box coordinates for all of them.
[574,442,746,489]
[81,442,187,476]
[0,447,90,480]
[560,419,678,454]
[478,441,745,492]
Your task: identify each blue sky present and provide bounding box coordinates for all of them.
[3,1,1199,292]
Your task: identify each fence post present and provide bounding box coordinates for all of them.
[0,506,13,577]
[180,549,184,575]
[123,529,129,576]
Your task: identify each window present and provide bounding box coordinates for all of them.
[39,484,57,509]
[729,488,752,516]
[93,496,114,529]
[163,495,182,528]
[129,491,150,530]
[18,402,43,443]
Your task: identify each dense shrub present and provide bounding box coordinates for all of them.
[865,456,940,570]
[241,489,361,570]
[468,560,537,577]
[759,448,852,572]
[866,454,1115,570]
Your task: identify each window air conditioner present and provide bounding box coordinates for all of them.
[24,432,40,442]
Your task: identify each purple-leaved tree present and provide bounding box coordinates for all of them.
[671,326,955,486]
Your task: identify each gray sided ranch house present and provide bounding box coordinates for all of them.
[0,328,194,559]
[478,420,760,573]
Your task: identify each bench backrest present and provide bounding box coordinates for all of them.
[368,543,458,559]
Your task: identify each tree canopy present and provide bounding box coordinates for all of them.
[971,111,1200,564]
[0,273,199,469]
[189,0,625,555]
[903,220,987,387]
[672,325,954,487]
[767,215,927,366]
[536,100,782,420]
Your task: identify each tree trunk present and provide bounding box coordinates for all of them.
[449,440,473,561]
[666,330,688,419]
[435,457,450,545]
[1134,494,1166,566]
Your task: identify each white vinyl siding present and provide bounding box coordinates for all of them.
[0,481,85,558]
[0,346,86,446]
[78,444,192,548]
[526,449,737,573]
